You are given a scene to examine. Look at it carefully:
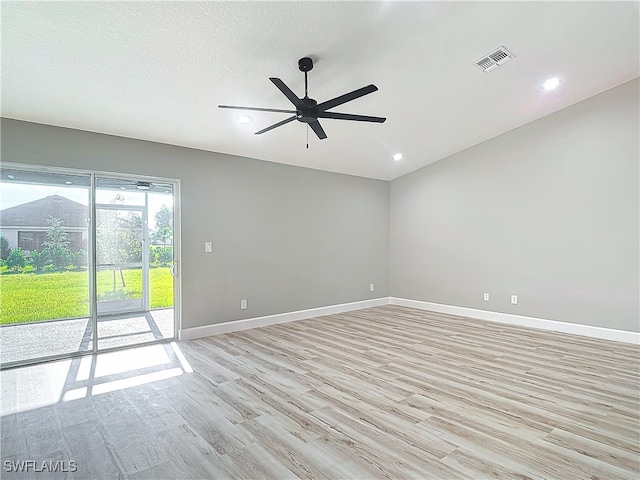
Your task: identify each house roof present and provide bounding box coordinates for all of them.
[0,195,89,228]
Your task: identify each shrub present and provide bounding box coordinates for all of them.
[73,249,88,267]
[42,264,56,273]
[43,246,73,270]
[156,246,173,266]
[149,248,158,265]
[21,265,35,274]
[6,248,27,271]
[29,250,50,271]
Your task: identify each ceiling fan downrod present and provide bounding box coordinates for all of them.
[298,57,313,99]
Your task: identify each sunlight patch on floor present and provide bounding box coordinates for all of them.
[1,342,193,416]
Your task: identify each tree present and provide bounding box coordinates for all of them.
[119,212,143,262]
[0,236,10,260]
[42,216,72,269]
[96,210,142,264]
[151,205,173,245]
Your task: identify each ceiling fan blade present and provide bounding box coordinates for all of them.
[308,119,327,140]
[254,115,297,135]
[317,111,386,123]
[269,78,304,109]
[316,84,378,112]
[218,105,296,114]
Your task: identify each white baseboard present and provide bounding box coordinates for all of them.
[180,296,639,345]
[389,297,640,345]
[180,297,389,341]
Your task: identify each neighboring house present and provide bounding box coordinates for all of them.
[0,195,89,254]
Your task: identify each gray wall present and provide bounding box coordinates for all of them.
[3,79,637,335]
[390,79,639,332]
[1,119,390,329]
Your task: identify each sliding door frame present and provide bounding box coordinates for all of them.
[0,162,181,368]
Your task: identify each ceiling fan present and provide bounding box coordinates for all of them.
[219,57,386,141]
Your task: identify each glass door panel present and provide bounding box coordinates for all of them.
[0,167,92,366]
[147,188,175,340]
[95,177,175,350]
[96,208,145,315]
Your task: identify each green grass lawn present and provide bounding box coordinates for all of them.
[0,268,174,324]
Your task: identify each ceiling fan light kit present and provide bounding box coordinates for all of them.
[219,57,386,143]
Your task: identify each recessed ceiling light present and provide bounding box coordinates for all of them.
[543,77,561,91]
[392,153,404,161]
[7,174,15,180]
[237,115,252,124]
[64,181,73,185]
[120,186,127,190]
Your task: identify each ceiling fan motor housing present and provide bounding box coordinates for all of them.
[297,97,318,123]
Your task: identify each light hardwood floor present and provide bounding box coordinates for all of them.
[1,305,639,479]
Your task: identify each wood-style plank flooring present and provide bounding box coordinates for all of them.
[1,305,639,479]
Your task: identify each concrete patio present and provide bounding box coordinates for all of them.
[0,309,174,366]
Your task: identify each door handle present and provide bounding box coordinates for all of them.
[171,262,178,278]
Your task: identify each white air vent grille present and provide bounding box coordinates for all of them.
[476,46,515,72]
[477,57,497,72]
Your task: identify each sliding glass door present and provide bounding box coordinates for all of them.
[0,166,178,367]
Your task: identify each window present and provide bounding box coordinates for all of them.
[18,230,84,253]
[18,231,47,252]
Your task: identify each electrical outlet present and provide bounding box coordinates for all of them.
[511,295,518,305]
[240,299,247,310]
[483,293,489,301]
[204,241,212,253]
[370,283,375,292]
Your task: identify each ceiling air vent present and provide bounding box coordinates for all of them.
[475,46,515,72]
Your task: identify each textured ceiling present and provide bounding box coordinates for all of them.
[2,1,639,180]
